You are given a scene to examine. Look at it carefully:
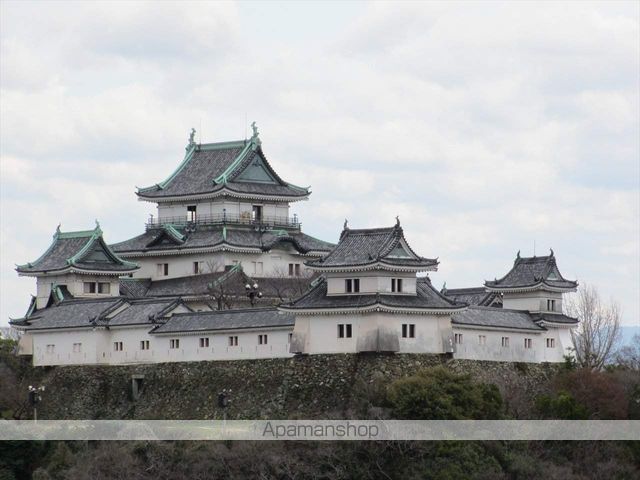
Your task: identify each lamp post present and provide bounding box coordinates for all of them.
[245,282,263,306]
[218,388,231,435]
[28,385,45,422]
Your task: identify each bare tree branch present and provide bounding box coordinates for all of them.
[566,283,621,370]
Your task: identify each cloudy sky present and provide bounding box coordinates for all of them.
[1,1,638,327]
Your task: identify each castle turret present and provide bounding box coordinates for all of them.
[16,222,138,308]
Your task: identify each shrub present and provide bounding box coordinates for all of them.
[387,366,503,419]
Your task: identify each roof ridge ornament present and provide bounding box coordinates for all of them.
[343,218,349,230]
[250,121,261,150]
[187,128,196,151]
[396,215,400,227]
[549,248,554,257]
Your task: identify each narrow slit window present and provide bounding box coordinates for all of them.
[199,338,209,348]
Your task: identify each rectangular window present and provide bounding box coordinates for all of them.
[338,324,353,338]
[193,261,203,274]
[98,282,111,294]
[454,333,463,344]
[524,338,532,349]
[228,336,238,346]
[83,282,96,294]
[401,324,416,338]
[295,264,301,276]
[46,344,55,354]
[157,263,169,276]
[72,343,82,353]
[289,263,301,276]
[392,278,404,293]
[345,278,360,293]
[501,337,510,348]
[547,299,556,311]
[199,337,209,348]
[252,205,263,222]
[478,335,487,345]
[187,205,197,222]
[258,334,268,345]
[546,338,555,348]
[140,340,150,350]
[113,342,123,352]
[169,339,180,349]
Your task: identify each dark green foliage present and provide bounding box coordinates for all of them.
[387,366,503,419]
[535,391,590,419]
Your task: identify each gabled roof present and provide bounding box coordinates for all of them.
[136,127,309,202]
[484,250,577,292]
[16,223,139,276]
[441,286,502,307]
[119,266,318,305]
[452,306,546,332]
[151,307,294,334]
[111,226,334,256]
[306,220,438,272]
[9,297,184,330]
[279,277,465,315]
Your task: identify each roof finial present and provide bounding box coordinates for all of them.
[187,128,196,151]
[549,247,554,257]
[395,215,400,227]
[55,223,61,235]
[517,250,520,259]
[343,218,349,230]
[442,281,447,293]
[250,121,261,149]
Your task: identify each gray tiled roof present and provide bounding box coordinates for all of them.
[452,306,546,331]
[485,252,577,290]
[151,307,294,334]
[10,297,181,330]
[531,313,579,325]
[281,277,465,312]
[17,226,138,275]
[307,223,437,270]
[442,287,501,307]
[106,299,181,326]
[10,298,122,330]
[111,227,333,255]
[137,143,309,200]
[120,278,151,297]
[120,270,317,305]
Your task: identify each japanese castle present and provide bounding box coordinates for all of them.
[10,125,579,366]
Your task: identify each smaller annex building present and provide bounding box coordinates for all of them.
[11,219,579,366]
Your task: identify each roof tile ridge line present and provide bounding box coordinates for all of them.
[280,276,326,307]
[69,227,139,269]
[419,278,466,307]
[173,306,279,316]
[213,140,254,185]
[198,139,247,150]
[16,225,62,269]
[238,146,306,190]
[98,298,130,322]
[295,231,335,247]
[155,298,185,320]
[484,254,521,286]
[162,224,185,242]
[67,224,103,265]
[139,144,197,193]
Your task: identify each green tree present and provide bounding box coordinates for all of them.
[387,366,503,419]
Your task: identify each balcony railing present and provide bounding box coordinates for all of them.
[146,212,300,230]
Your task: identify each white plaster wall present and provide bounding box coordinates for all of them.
[131,249,313,281]
[35,274,120,308]
[28,326,294,366]
[451,326,572,363]
[502,291,563,312]
[295,313,452,354]
[326,271,417,295]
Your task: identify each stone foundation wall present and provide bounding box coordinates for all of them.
[32,354,561,419]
